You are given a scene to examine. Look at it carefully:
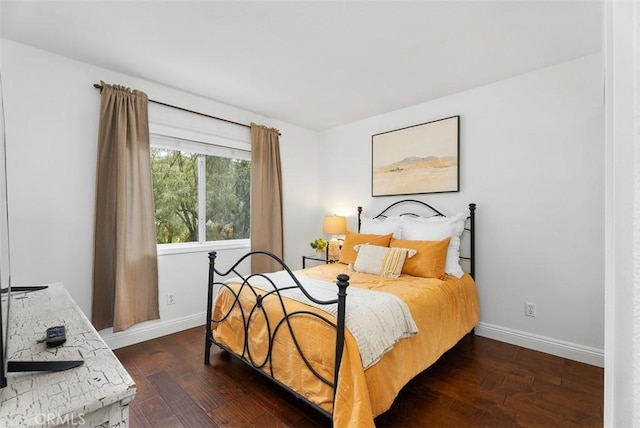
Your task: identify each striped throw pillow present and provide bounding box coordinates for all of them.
[349,244,416,278]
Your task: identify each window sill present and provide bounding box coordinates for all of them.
[157,239,250,256]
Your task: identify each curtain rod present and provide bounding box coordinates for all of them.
[93,83,280,135]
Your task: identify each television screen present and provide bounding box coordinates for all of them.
[0,70,10,388]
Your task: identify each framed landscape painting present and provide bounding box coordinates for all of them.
[372,116,460,197]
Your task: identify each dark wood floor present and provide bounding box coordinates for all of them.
[113,326,603,427]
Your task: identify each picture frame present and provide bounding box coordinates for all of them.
[371,115,460,197]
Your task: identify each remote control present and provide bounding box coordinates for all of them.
[45,326,67,347]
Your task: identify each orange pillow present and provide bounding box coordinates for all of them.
[390,237,451,279]
[338,232,393,265]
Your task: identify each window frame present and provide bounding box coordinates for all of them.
[149,123,251,255]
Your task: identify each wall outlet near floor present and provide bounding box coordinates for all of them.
[525,302,536,317]
[167,292,175,306]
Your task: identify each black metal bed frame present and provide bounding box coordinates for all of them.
[204,200,476,420]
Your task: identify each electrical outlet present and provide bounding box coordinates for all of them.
[167,292,175,306]
[525,302,536,317]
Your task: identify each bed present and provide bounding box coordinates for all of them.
[204,199,479,427]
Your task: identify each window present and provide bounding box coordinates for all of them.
[150,133,250,245]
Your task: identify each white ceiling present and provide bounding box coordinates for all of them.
[1,1,602,131]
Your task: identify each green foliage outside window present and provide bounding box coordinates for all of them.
[151,147,250,244]
[205,156,250,241]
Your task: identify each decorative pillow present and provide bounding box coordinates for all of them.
[390,237,451,279]
[359,216,403,238]
[338,232,393,265]
[402,213,465,278]
[349,244,416,278]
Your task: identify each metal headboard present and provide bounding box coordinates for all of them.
[357,199,476,279]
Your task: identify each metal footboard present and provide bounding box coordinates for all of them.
[204,250,349,417]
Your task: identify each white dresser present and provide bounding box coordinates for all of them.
[0,283,136,427]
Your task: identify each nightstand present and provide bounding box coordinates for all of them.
[302,253,335,268]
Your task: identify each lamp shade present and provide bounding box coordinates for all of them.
[323,215,347,235]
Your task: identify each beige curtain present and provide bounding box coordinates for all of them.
[92,81,159,332]
[250,123,283,273]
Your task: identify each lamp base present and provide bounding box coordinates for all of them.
[328,238,340,261]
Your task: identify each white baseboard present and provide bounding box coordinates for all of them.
[475,322,604,368]
[99,312,206,350]
[99,315,605,368]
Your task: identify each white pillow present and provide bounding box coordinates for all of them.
[359,215,403,238]
[348,244,416,278]
[402,213,465,278]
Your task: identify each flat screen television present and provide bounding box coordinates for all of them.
[0,69,10,388]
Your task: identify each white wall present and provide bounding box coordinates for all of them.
[0,38,606,366]
[319,54,605,365]
[0,39,321,347]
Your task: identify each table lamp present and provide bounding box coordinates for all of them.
[323,215,347,261]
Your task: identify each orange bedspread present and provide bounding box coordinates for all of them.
[211,263,480,427]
